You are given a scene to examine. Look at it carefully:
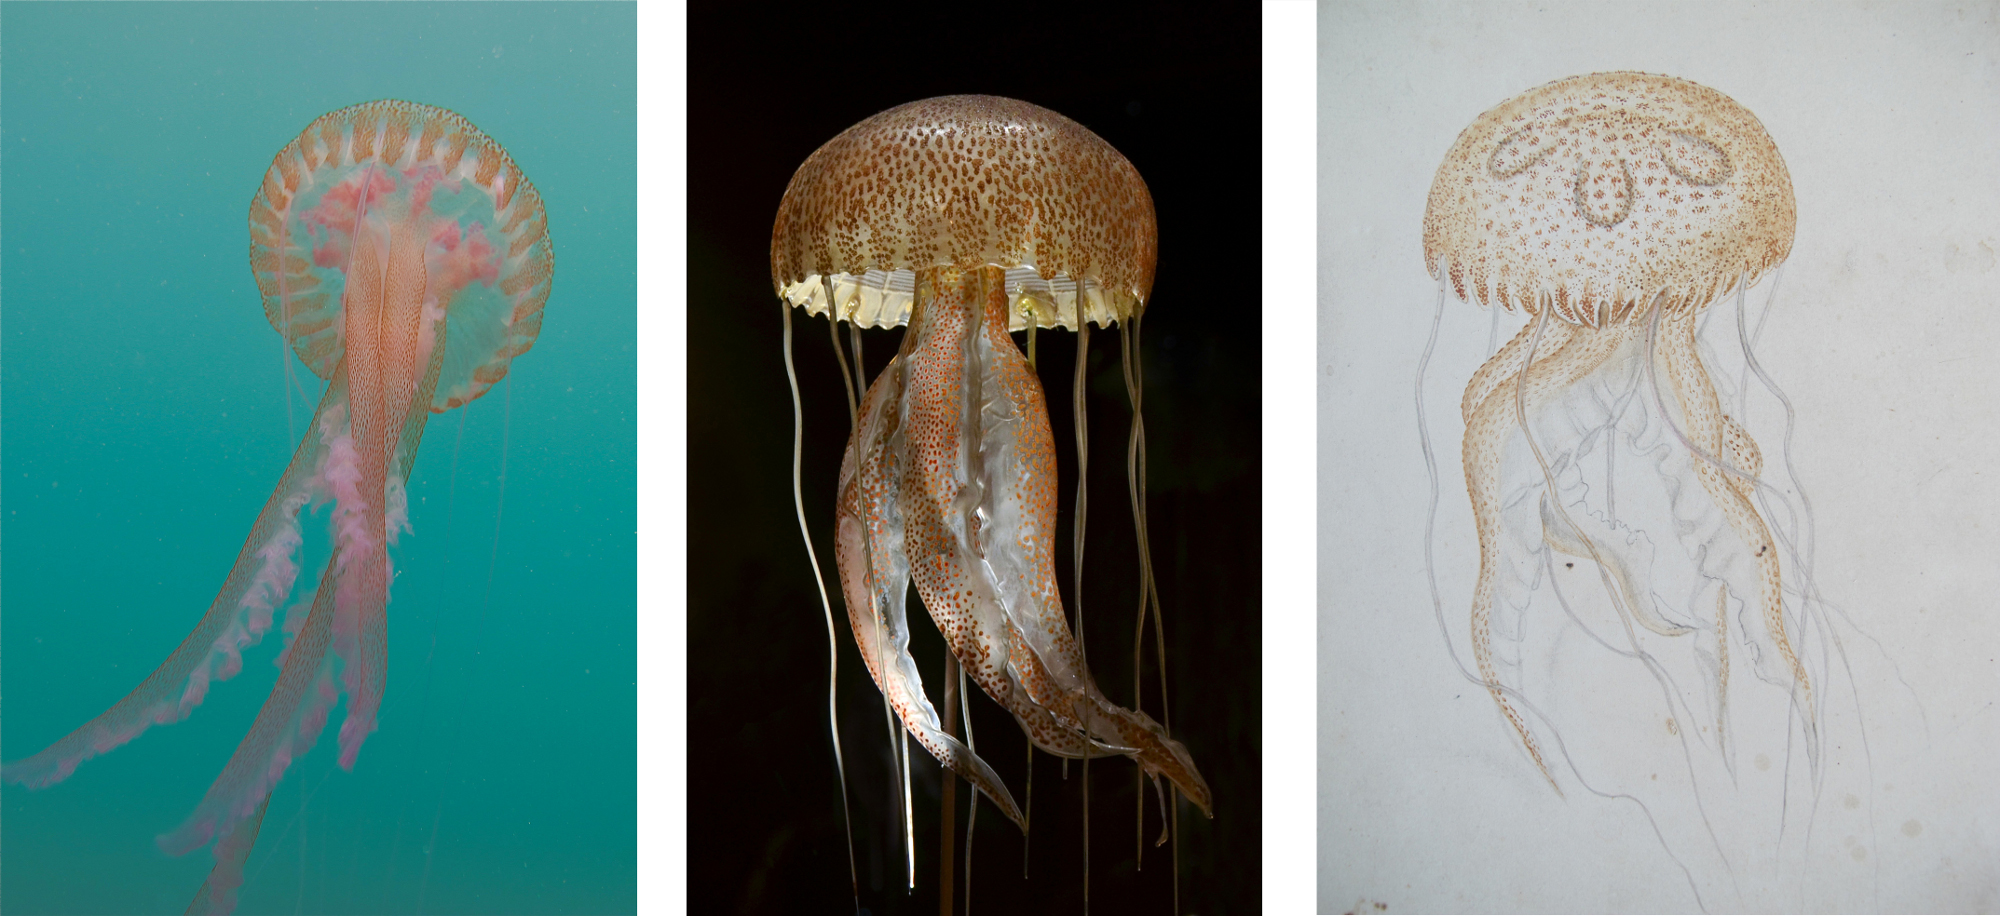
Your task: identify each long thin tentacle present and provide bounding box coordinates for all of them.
[1128,312,1181,903]
[850,322,866,389]
[901,729,915,889]
[1023,742,1033,879]
[828,307,859,428]
[960,662,978,916]
[1073,316,1092,915]
[941,650,960,910]
[781,301,859,909]
[1121,319,1147,867]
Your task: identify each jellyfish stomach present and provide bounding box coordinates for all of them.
[1462,312,1632,787]
[835,349,1026,829]
[891,265,1213,815]
[1653,307,1809,732]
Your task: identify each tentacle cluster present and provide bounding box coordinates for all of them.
[1425,73,1811,789]
[835,265,1211,822]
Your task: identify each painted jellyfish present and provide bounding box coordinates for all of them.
[771,95,1211,905]
[1417,72,1850,883]
[2,100,550,914]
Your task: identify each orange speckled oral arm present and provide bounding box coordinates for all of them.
[889,268,1096,762]
[1654,307,1807,731]
[898,266,1211,815]
[835,348,1025,829]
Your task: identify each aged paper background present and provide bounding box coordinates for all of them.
[1318,2,2000,911]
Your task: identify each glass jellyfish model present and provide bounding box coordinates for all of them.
[2,100,550,915]
[770,95,1211,909]
[1417,72,1874,907]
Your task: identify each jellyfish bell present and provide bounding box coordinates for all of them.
[770,94,1208,904]
[772,94,1156,332]
[1418,72,1857,895]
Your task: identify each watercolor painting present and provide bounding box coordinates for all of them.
[1320,3,1999,912]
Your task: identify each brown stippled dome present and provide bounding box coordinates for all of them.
[771,95,1156,331]
[1423,72,1795,326]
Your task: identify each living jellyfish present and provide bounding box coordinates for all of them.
[1417,72,1870,906]
[1,100,551,915]
[770,95,1210,909]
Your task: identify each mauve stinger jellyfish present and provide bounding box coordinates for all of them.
[1,100,550,915]
[771,94,1210,907]
[1416,76,1865,896]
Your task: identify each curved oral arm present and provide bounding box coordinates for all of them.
[1462,310,1629,788]
[171,315,444,911]
[1463,317,1561,425]
[0,370,352,791]
[330,210,441,771]
[1651,306,1811,740]
[897,265,1213,816]
[836,352,1026,830]
[182,794,272,915]
[160,554,344,913]
[973,320,1207,808]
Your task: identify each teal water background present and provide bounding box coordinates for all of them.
[1,4,635,913]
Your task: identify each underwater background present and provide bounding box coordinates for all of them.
[1,4,635,914]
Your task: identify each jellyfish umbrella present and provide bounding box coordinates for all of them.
[1,100,551,915]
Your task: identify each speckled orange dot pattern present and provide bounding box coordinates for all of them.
[1424,72,1794,326]
[888,266,1210,815]
[834,330,1028,829]
[891,268,1085,758]
[770,95,1156,329]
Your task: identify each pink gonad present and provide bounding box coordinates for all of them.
[1,101,551,915]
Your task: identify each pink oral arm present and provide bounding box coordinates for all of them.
[0,372,350,791]
[159,551,342,909]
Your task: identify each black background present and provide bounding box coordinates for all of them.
[688,4,1261,912]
